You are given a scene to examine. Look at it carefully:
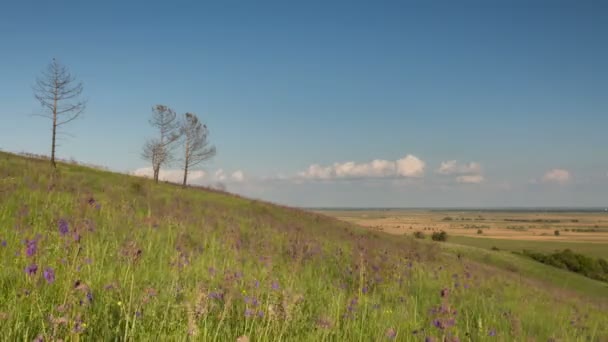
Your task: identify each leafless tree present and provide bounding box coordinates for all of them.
[33,58,86,168]
[142,105,180,183]
[179,113,216,186]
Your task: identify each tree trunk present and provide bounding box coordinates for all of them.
[182,163,188,187]
[51,94,58,168]
[153,167,159,183]
[51,122,57,168]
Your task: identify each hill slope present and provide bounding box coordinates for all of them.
[0,152,606,341]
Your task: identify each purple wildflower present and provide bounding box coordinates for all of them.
[86,291,94,303]
[43,267,55,283]
[1,240,6,247]
[25,263,38,276]
[385,328,397,339]
[488,329,496,336]
[271,281,280,291]
[244,308,254,318]
[73,321,84,333]
[25,239,37,257]
[209,291,224,300]
[58,219,69,235]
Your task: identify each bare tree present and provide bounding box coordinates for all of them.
[142,105,179,183]
[33,58,86,168]
[179,113,216,186]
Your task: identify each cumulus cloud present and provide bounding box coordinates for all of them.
[297,154,425,180]
[396,155,425,177]
[132,167,206,183]
[132,167,245,184]
[215,169,227,181]
[231,170,245,182]
[542,169,571,184]
[436,160,484,184]
[437,160,481,175]
[456,175,484,184]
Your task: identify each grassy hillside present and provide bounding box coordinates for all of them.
[0,152,607,341]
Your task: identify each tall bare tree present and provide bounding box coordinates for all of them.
[179,113,216,186]
[142,105,179,183]
[33,58,86,168]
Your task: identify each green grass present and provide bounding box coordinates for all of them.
[1,151,607,341]
[441,242,608,299]
[449,235,608,259]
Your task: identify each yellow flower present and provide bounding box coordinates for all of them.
[117,301,123,306]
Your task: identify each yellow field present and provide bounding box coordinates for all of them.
[318,210,608,243]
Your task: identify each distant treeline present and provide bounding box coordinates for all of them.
[504,218,568,223]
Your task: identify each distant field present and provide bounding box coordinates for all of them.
[448,235,608,259]
[319,209,608,259]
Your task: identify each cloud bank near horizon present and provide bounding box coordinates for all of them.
[296,154,425,180]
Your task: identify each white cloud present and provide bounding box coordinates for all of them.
[396,155,425,177]
[437,160,481,175]
[542,169,571,184]
[132,167,206,183]
[436,160,484,184]
[456,175,484,184]
[298,164,334,180]
[132,167,245,184]
[215,169,227,181]
[297,154,425,180]
[231,170,245,182]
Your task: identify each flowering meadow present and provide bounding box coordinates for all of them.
[0,152,606,341]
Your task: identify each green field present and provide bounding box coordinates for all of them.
[448,235,608,259]
[1,151,607,341]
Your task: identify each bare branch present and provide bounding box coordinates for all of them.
[178,112,216,186]
[32,58,86,167]
[142,105,181,183]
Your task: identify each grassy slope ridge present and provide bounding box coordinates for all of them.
[0,152,606,341]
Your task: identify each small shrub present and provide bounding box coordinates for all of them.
[491,246,500,251]
[431,231,448,242]
[413,231,425,239]
[442,217,453,221]
[554,230,560,236]
[477,229,483,235]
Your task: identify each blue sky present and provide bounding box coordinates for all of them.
[1,1,607,207]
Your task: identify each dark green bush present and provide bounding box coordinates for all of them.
[413,231,425,239]
[431,231,448,242]
[521,249,608,282]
